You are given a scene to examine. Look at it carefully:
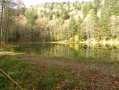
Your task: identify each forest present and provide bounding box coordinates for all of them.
[0,0,119,44]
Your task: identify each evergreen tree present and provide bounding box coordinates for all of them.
[26,8,38,26]
[94,0,100,12]
[109,0,119,16]
[69,16,76,38]
[49,12,53,20]
[50,2,54,10]
[82,2,93,18]
[55,11,60,19]
[90,9,98,39]
[63,9,70,20]
[100,7,110,39]
[76,16,82,40]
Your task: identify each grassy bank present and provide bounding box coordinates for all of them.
[0,55,89,89]
[0,55,119,89]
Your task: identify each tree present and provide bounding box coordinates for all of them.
[81,9,98,41]
[55,11,60,19]
[94,0,100,12]
[109,0,119,16]
[26,8,38,26]
[110,15,119,39]
[0,0,15,44]
[62,9,70,20]
[50,2,54,10]
[82,2,93,18]
[100,6,110,39]
[49,12,53,20]
[0,0,4,44]
[0,0,25,44]
[77,16,82,41]
[69,16,76,39]
[90,9,98,39]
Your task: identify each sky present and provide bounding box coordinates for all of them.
[22,0,93,7]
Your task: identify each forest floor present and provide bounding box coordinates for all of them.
[0,52,119,89]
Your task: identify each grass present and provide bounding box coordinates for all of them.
[39,53,119,64]
[0,55,119,89]
[0,55,86,89]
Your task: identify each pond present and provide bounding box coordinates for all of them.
[13,43,119,61]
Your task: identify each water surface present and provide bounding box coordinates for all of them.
[13,43,119,61]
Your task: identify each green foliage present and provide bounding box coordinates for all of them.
[109,0,119,16]
[55,11,60,18]
[49,12,53,20]
[63,14,70,20]
[69,16,76,38]
[44,10,47,17]
[76,16,82,39]
[13,30,20,41]
[75,16,82,40]
[104,0,119,16]
[94,0,100,11]
[62,9,70,20]
[82,2,93,18]
[100,6,110,37]
[0,55,80,89]
[20,8,25,15]
[73,0,81,10]
[90,9,98,38]
[26,8,38,26]
[50,2,54,10]
[2,0,119,43]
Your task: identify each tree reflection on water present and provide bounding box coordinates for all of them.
[14,43,119,61]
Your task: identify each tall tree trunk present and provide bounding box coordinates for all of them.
[5,0,9,43]
[0,0,4,44]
